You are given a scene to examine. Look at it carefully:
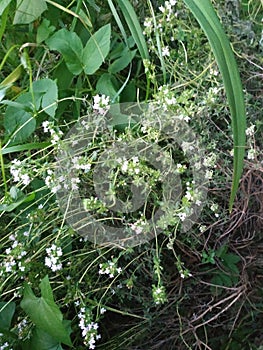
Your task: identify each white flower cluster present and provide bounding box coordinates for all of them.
[143,17,153,36]
[45,244,63,272]
[0,341,12,350]
[246,124,256,137]
[45,169,80,193]
[155,85,176,110]
[152,284,167,305]
[0,233,28,276]
[159,0,177,22]
[42,120,63,145]
[72,156,91,172]
[17,318,28,339]
[99,258,122,278]
[77,306,101,349]
[116,156,140,175]
[246,124,257,160]
[93,94,110,115]
[10,159,31,186]
[183,181,202,207]
[130,218,150,235]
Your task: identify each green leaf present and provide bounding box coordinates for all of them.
[20,276,72,347]
[0,192,35,212]
[115,0,149,60]
[1,142,51,155]
[37,19,56,44]
[183,0,246,211]
[120,80,136,102]
[25,327,64,350]
[107,104,137,130]
[96,73,119,100]
[0,302,16,330]
[33,79,58,117]
[4,92,36,144]
[0,65,23,87]
[108,48,137,73]
[222,253,240,274]
[0,0,12,16]
[83,24,111,75]
[13,0,47,24]
[46,29,84,75]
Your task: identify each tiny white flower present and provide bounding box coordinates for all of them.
[162,46,170,57]
[100,307,106,314]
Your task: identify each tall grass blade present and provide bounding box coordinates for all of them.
[116,0,149,60]
[183,0,246,211]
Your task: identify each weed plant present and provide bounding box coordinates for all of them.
[0,0,262,349]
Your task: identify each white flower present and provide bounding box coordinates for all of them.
[121,160,128,173]
[247,148,256,160]
[100,307,106,314]
[42,121,50,132]
[93,94,110,114]
[162,46,170,57]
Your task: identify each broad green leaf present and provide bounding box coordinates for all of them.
[4,92,36,144]
[0,0,12,16]
[120,80,136,102]
[20,276,72,347]
[25,327,64,350]
[108,48,137,73]
[108,104,137,130]
[37,19,56,44]
[46,29,83,75]
[83,24,111,75]
[13,0,47,24]
[96,73,119,100]
[183,0,246,211]
[40,275,55,303]
[33,79,58,117]
[3,78,58,144]
[0,302,16,330]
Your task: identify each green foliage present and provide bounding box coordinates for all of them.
[3,78,58,144]
[0,186,35,212]
[0,301,16,331]
[20,275,72,347]
[0,0,261,348]
[211,245,241,296]
[183,0,246,210]
[0,0,12,16]
[13,0,47,24]
[47,24,111,75]
[83,24,111,74]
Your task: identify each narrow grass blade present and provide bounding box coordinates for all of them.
[0,65,22,87]
[116,0,149,60]
[1,142,51,155]
[45,0,92,28]
[183,0,246,211]
[146,0,166,83]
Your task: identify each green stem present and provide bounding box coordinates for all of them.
[70,0,82,32]
[0,141,8,198]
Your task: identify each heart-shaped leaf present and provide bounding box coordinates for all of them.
[46,29,84,75]
[20,276,72,347]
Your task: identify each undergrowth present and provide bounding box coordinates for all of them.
[0,0,262,349]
